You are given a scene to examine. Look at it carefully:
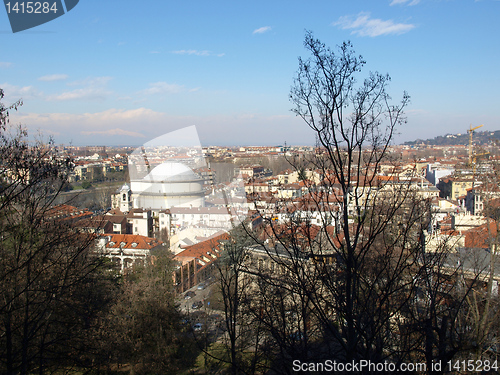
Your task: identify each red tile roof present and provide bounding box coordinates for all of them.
[464,221,498,249]
[174,233,230,269]
[103,234,162,250]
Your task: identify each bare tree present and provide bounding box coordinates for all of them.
[100,246,194,375]
[208,34,498,374]
[210,225,267,375]
[0,88,113,374]
[458,157,500,362]
[253,33,496,373]
[284,31,416,362]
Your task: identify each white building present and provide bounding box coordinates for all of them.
[128,209,152,237]
[426,163,455,186]
[130,162,205,210]
[170,206,238,232]
[96,234,162,273]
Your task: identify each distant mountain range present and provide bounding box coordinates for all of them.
[404,130,500,146]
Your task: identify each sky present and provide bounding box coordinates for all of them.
[1,0,499,147]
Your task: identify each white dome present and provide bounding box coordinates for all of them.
[130,161,205,210]
[144,162,199,182]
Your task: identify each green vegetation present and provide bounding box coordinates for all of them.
[405,130,500,146]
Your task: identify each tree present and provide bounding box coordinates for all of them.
[205,34,498,374]
[209,225,266,375]
[242,32,498,373]
[211,34,419,372]
[0,88,113,374]
[283,31,416,362]
[458,156,500,362]
[99,246,195,375]
[243,225,321,374]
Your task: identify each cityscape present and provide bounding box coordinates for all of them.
[3,116,499,373]
[2,0,500,373]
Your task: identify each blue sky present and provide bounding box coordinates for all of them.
[1,0,499,146]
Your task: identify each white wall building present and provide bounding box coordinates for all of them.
[130,162,205,210]
[426,163,455,186]
[170,206,237,232]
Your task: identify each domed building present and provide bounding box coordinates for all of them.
[129,162,205,210]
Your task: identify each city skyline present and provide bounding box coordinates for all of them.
[1,0,499,146]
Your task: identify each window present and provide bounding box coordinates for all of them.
[258,259,264,269]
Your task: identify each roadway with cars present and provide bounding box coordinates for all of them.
[178,281,227,338]
[179,282,213,313]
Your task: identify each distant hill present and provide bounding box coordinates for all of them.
[404,130,500,146]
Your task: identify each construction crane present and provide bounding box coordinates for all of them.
[468,124,483,165]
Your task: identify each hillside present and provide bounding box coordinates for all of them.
[404,130,500,146]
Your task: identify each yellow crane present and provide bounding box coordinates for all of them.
[468,124,483,165]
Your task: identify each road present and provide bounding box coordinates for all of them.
[179,283,216,314]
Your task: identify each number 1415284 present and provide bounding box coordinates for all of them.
[447,359,498,372]
[5,2,58,14]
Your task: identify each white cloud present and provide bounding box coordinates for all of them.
[138,82,188,96]
[0,83,42,100]
[171,49,224,57]
[0,62,12,68]
[173,49,210,56]
[8,109,313,146]
[390,0,420,5]
[47,76,113,101]
[333,12,415,37]
[11,108,163,139]
[38,74,69,82]
[67,76,112,87]
[253,26,272,34]
[81,128,146,138]
[48,88,111,101]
